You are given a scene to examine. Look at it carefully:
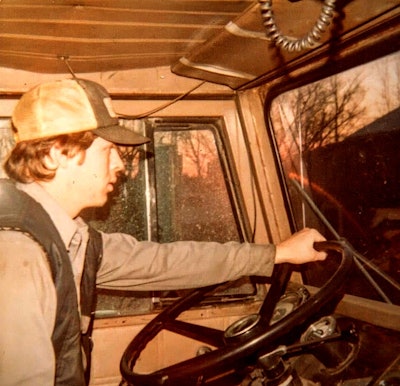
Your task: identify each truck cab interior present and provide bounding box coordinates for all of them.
[0,1,399,385]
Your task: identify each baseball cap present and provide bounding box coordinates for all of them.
[11,78,150,145]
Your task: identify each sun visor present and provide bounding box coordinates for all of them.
[171,3,299,89]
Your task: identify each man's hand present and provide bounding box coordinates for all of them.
[275,228,327,265]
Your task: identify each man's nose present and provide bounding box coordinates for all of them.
[111,148,125,173]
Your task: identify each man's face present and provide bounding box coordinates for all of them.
[68,137,125,210]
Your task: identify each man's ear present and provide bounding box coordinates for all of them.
[44,145,68,170]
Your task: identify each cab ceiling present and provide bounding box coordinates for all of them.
[0,0,399,89]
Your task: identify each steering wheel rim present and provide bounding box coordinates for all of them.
[120,240,353,385]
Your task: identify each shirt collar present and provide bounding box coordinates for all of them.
[16,181,79,250]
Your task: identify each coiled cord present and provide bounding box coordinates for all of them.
[258,0,337,52]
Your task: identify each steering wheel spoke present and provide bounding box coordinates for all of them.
[163,319,226,347]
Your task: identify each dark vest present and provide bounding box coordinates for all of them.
[0,179,102,385]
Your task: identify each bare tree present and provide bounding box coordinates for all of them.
[272,73,366,156]
[177,129,216,178]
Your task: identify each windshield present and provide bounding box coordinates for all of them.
[269,51,400,305]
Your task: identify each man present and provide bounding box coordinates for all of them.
[0,78,327,386]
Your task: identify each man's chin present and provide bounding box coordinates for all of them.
[88,196,110,209]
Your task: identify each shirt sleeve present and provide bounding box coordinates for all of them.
[96,232,276,291]
[0,231,56,386]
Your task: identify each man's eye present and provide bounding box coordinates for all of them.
[108,145,119,153]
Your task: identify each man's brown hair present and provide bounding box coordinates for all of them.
[4,131,96,183]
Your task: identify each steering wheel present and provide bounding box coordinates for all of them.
[120,241,353,385]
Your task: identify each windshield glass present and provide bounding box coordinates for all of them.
[269,51,400,305]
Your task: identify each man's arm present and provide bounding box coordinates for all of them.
[96,233,276,291]
[96,228,325,291]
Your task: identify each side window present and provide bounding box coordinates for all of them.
[86,118,256,317]
[269,51,400,305]
[152,121,241,243]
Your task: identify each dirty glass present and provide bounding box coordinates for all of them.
[153,128,239,243]
[269,51,400,305]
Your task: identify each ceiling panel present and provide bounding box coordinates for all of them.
[0,0,254,73]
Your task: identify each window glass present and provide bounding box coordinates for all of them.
[153,128,240,243]
[269,51,400,305]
